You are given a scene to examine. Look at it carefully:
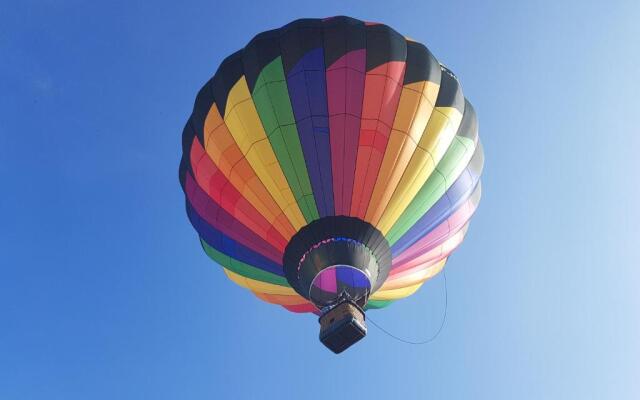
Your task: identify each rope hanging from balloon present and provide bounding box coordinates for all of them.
[367,268,448,345]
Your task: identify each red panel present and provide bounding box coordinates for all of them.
[189,139,288,253]
[186,173,283,263]
[350,61,406,218]
[282,303,319,314]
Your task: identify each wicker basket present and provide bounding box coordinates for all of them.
[318,300,367,353]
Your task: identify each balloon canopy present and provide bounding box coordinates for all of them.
[179,16,483,349]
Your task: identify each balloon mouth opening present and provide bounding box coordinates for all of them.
[309,265,372,308]
[282,216,392,307]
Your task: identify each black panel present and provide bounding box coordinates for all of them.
[456,99,478,142]
[435,65,465,113]
[178,118,196,187]
[242,29,281,92]
[322,16,366,67]
[365,24,407,71]
[279,18,324,75]
[211,50,244,116]
[191,77,215,144]
[467,140,484,176]
[403,40,441,85]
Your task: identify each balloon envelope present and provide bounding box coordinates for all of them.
[179,16,484,314]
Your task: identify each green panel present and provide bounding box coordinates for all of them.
[365,299,394,310]
[386,136,476,244]
[251,57,319,222]
[200,239,290,287]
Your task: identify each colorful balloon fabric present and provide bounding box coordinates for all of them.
[179,16,484,314]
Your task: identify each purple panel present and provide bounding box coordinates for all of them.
[286,48,334,217]
[327,49,366,215]
[186,203,284,276]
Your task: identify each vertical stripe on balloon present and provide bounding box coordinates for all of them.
[323,17,367,216]
[280,21,334,218]
[350,25,407,219]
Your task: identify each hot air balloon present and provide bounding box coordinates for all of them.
[179,16,483,353]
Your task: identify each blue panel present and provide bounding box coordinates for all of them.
[336,267,371,289]
[186,203,284,276]
[285,48,335,217]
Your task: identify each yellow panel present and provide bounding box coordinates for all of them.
[223,77,306,230]
[223,268,298,296]
[393,82,425,127]
[376,106,463,233]
[224,270,314,309]
[370,281,424,301]
[203,103,295,239]
[365,81,437,225]
[421,107,464,164]
[424,81,439,106]
[381,259,446,290]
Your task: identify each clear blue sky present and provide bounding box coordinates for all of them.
[2,1,639,399]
